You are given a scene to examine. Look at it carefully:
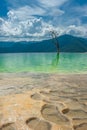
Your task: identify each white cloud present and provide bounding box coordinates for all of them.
[0,0,87,41]
[46,8,64,17]
[0,11,55,41]
[38,0,68,7]
[7,5,64,22]
[0,14,87,42]
[7,6,45,21]
[0,3,65,41]
[6,0,67,18]
[6,0,68,8]
[0,9,87,42]
[73,5,87,17]
[0,18,4,23]
[65,25,87,37]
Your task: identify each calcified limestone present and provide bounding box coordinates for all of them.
[0,74,87,130]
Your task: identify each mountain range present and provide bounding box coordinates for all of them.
[0,35,87,53]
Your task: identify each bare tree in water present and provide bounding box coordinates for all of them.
[50,30,60,67]
[50,30,60,55]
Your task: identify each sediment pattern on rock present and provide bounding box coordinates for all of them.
[0,74,87,130]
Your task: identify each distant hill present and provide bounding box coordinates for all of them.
[0,35,87,53]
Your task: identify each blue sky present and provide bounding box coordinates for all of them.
[0,0,87,41]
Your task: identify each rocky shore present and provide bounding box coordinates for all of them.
[0,73,87,130]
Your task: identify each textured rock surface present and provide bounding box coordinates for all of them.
[0,74,87,130]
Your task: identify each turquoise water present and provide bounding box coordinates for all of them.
[0,53,87,73]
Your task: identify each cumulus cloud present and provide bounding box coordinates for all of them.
[64,25,87,37]
[0,9,87,41]
[0,10,56,41]
[0,0,87,41]
[0,1,65,41]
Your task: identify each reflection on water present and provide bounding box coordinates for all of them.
[51,53,59,67]
[0,53,87,73]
